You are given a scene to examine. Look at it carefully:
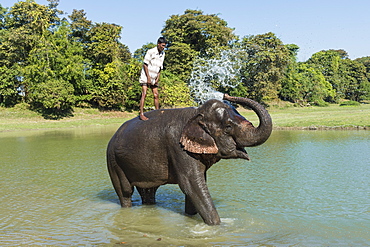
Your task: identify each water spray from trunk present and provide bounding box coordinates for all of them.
[188,48,245,104]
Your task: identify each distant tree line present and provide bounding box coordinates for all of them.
[0,1,369,118]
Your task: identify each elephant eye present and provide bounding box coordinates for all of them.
[225,125,232,133]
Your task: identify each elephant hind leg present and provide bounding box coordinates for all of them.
[107,158,133,207]
[137,187,159,205]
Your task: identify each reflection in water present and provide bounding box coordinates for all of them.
[0,127,369,246]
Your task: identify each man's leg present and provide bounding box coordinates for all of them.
[139,84,149,120]
[152,86,159,110]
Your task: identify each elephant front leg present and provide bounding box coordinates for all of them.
[179,176,221,225]
[185,195,197,215]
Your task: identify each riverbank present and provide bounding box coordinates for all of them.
[240,103,369,130]
[0,103,369,132]
[0,106,136,132]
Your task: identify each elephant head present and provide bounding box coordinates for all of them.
[180,94,272,160]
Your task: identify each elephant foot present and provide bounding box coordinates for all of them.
[120,198,132,207]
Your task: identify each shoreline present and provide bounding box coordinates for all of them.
[273,126,368,131]
[1,104,369,133]
[1,121,368,134]
[1,127,368,133]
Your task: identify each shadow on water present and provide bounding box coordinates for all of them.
[96,189,121,205]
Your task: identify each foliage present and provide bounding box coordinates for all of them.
[90,60,126,109]
[238,32,291,103]
[21,21,88,113]
[0,65,20,106]
[162,9,236,54]
[355,56,370,73]
[68,9,92,44]
[86,22,130,66]
[139,70,194,109]
[308,50,370,102]
[159,71,193,107]
[90,58,142,110]
[0,1,369,116]
[161,9,236,81]
[29,79,75,119]
[355,56,370,100]
[280,62,335,106]
[163,42,198,81]
[339,100,361,106]
[121,59,142,111]
[0,4,6,29]
[340,59,369,101]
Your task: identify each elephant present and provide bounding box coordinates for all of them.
[106,94,272,225]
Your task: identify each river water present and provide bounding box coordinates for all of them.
[0,126,369,246]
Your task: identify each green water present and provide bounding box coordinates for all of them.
[0,126,369,246]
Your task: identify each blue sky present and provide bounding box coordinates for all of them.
[2,0,370,61]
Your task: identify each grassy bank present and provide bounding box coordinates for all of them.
[241,103,369,130]
[1,103,369,132]
[0,106,136,132]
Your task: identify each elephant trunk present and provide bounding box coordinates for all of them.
[223,94,272,147]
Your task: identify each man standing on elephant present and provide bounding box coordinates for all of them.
[139,37,167,121]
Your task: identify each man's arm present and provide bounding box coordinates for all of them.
[155,69,161,86]
[143,63,151,85]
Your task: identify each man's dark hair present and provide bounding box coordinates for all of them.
[157,37,167,44]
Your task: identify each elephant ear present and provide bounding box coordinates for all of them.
[180,114,218,154]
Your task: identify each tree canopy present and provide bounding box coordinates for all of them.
[162,9,236,54]
[0,1,369,118]
[161,9,237,81]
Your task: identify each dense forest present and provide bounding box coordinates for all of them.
[1,0,369,118]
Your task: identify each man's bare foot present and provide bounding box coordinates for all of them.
[139,113,149,121]
[223,93,232,101]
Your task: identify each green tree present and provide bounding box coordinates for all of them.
[121,58,142,110]
[162,9,236,54]
[340,59,370,101]
[355,56,370,100]
[0,0,77,113]
[307,50,344,101]
[50,22,92,106]
[86,22,130,67]
[30,79,75,118]
[85,22,131,108]
[355,56,370,74]
[68,9,92,44]
[285,43,300,61]
[1,0,140,111]
[23,22,90,116]
[159,70,193,107]
[2,0,62,64]
[280,63,335,105]
[161,9,236,80]
[238,32,291,103]
[0,4,21,106]
[308,50,369,102]
[163,42,198,81]
[278,43,301,103]
[0,4,6,30]
[0,65,20,106]
[90,60,126,109]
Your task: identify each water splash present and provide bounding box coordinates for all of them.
[188,48,244,104]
